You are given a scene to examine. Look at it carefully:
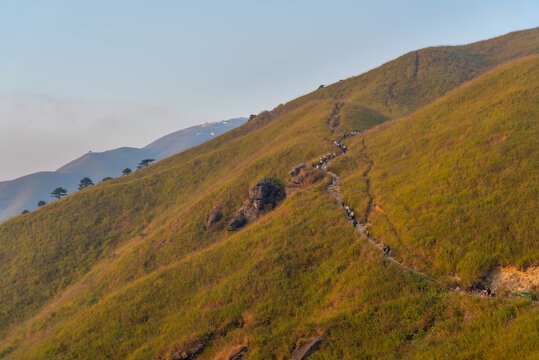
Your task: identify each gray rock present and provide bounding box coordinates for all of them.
[205,203,223,230]
[229,346,249,360]
[171,343,204,360]
[248,177,283,211]
[227,205,259,231]
[289,163,306,176]
[291,337,324,360]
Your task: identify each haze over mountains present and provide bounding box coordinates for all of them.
[0,28,537,359]
[0,117,246,223]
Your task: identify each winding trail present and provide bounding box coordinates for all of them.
[323,156,450,289]
[307,109,455,290]
[300,105,512,297]
[326,103,344,134]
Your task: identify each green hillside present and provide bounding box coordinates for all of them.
[0,28,538,359]
[361,56,539,286]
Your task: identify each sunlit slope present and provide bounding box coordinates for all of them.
[5,183,539,360]
[0,28,538,359]
[287,27,538,118]
[346,56,538,285]
[0,101,339,331]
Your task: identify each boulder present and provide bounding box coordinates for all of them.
[289,163,306,176]
[290,337,324,360]
[229,347,249,360]
[227,205,259,231]
[171,343,204,360]
[248,177,283,211]
[205,203,223,230]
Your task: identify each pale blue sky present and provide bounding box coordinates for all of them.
[0,0,537,180]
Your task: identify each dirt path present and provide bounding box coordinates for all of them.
[313,120,456,291]
[326,103,344,133]
[323,159,450,289]
[311,117,529,298]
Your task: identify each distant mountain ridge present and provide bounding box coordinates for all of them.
[0,117,247,222]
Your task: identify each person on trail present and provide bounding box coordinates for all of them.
[366,230,370,237]
[340,201,344,207]
[343,145,347,153]
[353,219,357,226]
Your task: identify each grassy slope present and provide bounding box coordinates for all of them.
[6,184,539,359]
[343,56,538,287]
[0,28,537,358]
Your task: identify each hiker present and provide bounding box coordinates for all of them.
[486,287,492,296]
[342,145,347,153]
[383,245,391,255]
[350,211,355,220]
[340,201,344,207]
[366,230,370,237]
[353,219,357,226]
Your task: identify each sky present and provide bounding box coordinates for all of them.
[0,0,537,181]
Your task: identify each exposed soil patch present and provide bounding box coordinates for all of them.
[483,266,539,296]
[374,204,386,215]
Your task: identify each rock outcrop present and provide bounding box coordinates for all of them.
[227,205,259,231]
[249,176,283,211]
[290,337,324,360]
[171,343,204,360]
[229,346,249,360]
[228,177,284,231]
[289,163,306,176]
[205,203,223,230]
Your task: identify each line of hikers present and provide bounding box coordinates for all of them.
[337,130,361,141]
[312,152,339,169]
[333,141,347,153]
[312,129,499,299]
[312,130,362,169]
[340,201,357,224]
[466,284,496,297]
[340,200,391,256]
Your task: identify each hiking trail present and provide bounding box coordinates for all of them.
[323,154,449,289]
[310,112,473,293]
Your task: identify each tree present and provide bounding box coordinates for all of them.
[249,114,257,120]
[318,84,325,89]
[21,209,29,214]
[51,187,68,199]
[37,200,46,207]
[122,168,132,176]
[137,159,155,169]
[101,177,113,182]
[78,177,94,190]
